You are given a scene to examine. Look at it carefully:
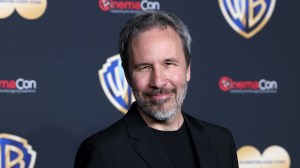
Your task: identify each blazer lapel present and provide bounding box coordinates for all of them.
[124,103,173,168]
[184,113,217,168]
[132,131,173,168]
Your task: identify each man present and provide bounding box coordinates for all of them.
[75,11,239,168]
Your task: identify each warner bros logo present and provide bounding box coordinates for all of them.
[99,54,135,114]
[219,0,276,39]
[0,133,36,168]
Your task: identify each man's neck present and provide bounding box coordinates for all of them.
[138,109,184,131]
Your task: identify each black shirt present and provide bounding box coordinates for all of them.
[151,122,199,168]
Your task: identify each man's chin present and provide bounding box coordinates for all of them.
[147,108,178,121]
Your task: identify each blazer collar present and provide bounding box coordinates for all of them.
[124,102,173,168]
[183,113,217,168]
[124,103,216,168]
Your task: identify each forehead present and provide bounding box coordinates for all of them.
[129,26,183,53]
[130,24,168,41]
[131,25,180,43]
[128,26,185,62]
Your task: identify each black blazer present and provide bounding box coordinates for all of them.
[75,103,239,168]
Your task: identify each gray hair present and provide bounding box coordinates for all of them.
[119,11,192,77]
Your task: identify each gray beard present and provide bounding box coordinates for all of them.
[133,84,187,121]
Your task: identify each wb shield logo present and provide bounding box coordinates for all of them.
[99,54,135,113]
[0,133,37,168]
[219,0,276,38]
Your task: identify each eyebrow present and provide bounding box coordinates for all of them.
[132,57,179,68]
[164,58,178,63]
[133,62,150,69]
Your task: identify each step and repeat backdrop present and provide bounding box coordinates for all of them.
[0,0,299,167]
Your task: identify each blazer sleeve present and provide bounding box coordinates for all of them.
[229,129,239,168]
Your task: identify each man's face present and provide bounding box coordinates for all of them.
[127,26,191,121]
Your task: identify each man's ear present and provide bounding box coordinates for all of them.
[186,64,191,81]
[125,71,132,87]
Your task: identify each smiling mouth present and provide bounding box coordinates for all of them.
[149,93,172,101]
[145,88,175,102]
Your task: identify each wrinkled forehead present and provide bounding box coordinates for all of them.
[129,24,170,44]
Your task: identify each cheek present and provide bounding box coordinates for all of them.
[169,76,185,87]
[167,70,188,87]
[131,73,149,91]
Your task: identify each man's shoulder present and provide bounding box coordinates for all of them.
[184,113,233,139]
[80,117,128,147]
[79,105,143,148]
[75,116,135,167]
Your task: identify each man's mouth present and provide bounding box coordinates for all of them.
[145,88,175,101]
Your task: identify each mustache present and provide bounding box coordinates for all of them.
[145,88,176,96]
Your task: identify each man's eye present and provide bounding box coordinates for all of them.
[165,62,176,66]
[138,66,150,71]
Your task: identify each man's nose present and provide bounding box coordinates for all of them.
[149,68,167,88]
